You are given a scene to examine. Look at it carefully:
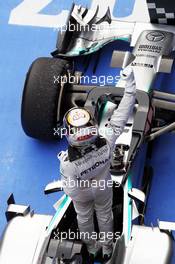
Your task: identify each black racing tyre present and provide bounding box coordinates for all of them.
[21,57,71,140]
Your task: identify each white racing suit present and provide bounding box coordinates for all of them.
[58,67,136,257]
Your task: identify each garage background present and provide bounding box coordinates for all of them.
[0,0,175,262]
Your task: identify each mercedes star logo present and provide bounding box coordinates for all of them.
[146,32,165,42]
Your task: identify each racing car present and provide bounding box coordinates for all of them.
[1,1,175,263]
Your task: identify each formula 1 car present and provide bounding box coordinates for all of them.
[1,1,175,264]
[21,0,175,141]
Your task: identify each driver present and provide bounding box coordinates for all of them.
[58,67,136,263]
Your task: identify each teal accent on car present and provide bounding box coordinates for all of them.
[47,195,69,232]
[127,173,132,241]
[67,36,130,56]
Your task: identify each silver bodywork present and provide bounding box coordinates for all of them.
[56,2,175,58]
[0,194,72,264]
[115,225,172,264]
[0,214,52,264]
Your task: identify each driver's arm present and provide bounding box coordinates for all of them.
[106,67,136,151]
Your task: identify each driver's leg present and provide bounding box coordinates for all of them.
[94,186,113,259]
[73,199,100,255]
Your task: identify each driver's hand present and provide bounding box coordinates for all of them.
[120,66,136,94]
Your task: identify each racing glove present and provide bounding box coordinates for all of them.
[109,66,136,137]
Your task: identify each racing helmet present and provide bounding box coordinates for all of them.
[63,107,98,147]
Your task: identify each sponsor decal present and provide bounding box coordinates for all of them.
[138,44,162,53]
[77,134,93,141]
[80,158,109,176]
[146,32,165,42]
[67,109,90,127]
[131,62,153,68]
[74,145,109,167]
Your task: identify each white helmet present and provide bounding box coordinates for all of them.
[63,107,98,147]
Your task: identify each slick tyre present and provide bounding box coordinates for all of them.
[21,57,71,140]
